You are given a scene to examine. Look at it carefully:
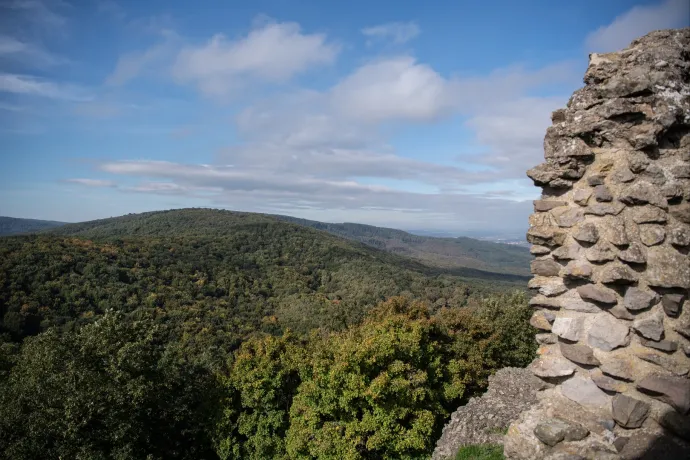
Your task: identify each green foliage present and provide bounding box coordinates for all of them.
[0,311,219,460]
[455,444,504,460]
[0,216,65,236]
[0,209,536,459]
[214,333,303,460]
[274,215,532,276]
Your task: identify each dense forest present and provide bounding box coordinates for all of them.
[0,209,535,459]
[274,215,531,276]
[0,216,65,236]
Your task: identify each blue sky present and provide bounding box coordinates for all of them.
[1,0,688,232]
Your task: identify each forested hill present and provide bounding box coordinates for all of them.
[0,216,65,236]
[274,215,531,275]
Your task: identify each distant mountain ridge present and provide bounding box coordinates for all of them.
[0,216,66,236]
[273,215,531,276]
[3,209,530,277]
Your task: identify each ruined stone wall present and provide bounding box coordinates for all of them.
[504,29,690,459]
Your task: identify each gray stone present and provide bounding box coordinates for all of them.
[647,246,690,289]
[529,295,561,309]
[675,311,690,340]
[594,185,613,202]
[560,343,600,366]
[573,223,599,244]
[640,338,678,352]
[600,217,629,246]
[584,202,625,216]
[637,352,689,376]
[597,263,638,284]
[612,394,650,428]
[662,294,684,317]
[662,182,684,199]
[533,418,588,447]
[632,310,664,341]
[631,206,667,224]
[619,181,668,209]
[611,166,634,183]
[552,316,585,341]
[587,175,605,186]
[560,260,593,280]
[530,355,576,378]
[637,373,690,413]
[536,333,557,344]
[613,437,629,453]
[534,200,567,212]
[530,245,552,255]
[590,369,628,393]
[561,375,610,407]
[585,244,616,263]
[672,164,690,179]
[639,224,665,246]
[623,287,659,311]
[530,311,553,331]
[669,225,690,246]
[553,207,585,228]
[601,359,634,381]
[655,407,690,441]
[588,313,630,351]
[628,153,649,173]
[527,226,567,247]
[531,259,563,277]
[671,203,690,224]
[607,304,635,320]
[573,188,591,206]
[617,242,647,264]
[528,276,567,297]
[551,243,581,260]
[577,284,617,304]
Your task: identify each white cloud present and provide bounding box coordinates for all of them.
[105,40,175,86]
[65,178,116,187]
[0,35,66,67]
[0,73,91,100]
[97,160,532,232]
[585,0,690,53]
[361,22,420,44]
[172,21,339,96]
[331,56,455,122]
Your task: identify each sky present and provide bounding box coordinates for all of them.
[1,0,689,233]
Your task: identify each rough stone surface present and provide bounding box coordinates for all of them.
[600,359,634,381]
[639,225,665,246]
[576,284,618,304]
[618,242,647,264]
[530,311,553,331]
[637,373,690,414]
[662,294,685,318]
[561,376,610,408]
[573,223,599,244]
[431,368,546,460]
[560,343,600,366]
[529,277,568,297]
[552,317,585,342]
[533,418,588,447]
[646,246,690,288]
[596,263,638,285]
[588,313,630,351]
[590,369,628,393]
[632,311,665,341]
[612,394,650,428]
[531,259,563,277]
[623,287,659,312]
[640,338,678,352]
[500,29,690,459]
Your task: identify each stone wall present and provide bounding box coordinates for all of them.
[504,28,690,459]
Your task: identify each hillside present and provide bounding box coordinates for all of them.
[274,215,531,275]
[0,216,65,236]
[2,209,525,345]
[0,207,535,459]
